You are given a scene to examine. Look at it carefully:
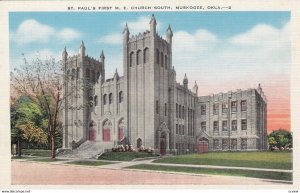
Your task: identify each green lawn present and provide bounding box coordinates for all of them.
[21,149,51,157]
[98,151,156,161]
[30,158,64,162]
[127,164,292,181]
[154,151,292,170]
[68,160,114,166]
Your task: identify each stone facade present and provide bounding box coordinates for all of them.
[62,15,267,155]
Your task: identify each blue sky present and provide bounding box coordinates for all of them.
[10,11,290,92]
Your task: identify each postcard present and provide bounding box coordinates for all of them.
[0,0,299,192]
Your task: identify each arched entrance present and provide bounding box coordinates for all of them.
[89,121,96,141]
[158,122,170,155]
[160,132,167,155]
[102,119,112,142]
[197,137,209,153]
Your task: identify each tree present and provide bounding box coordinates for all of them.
[11,95,48,157]
[268,129,292,150]
[11,54,89,158]
[11,55,65,159]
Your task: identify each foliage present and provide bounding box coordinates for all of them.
[11,95,48,156]
[268,129,292,150]
[154,151,292,170]
[11,55,67,158]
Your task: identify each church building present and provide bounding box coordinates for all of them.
[61,15,267,156]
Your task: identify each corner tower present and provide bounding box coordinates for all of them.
[123,15,173,152]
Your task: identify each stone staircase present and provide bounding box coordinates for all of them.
[57,141,104,159]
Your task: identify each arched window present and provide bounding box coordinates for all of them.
[94,96,98,106]
[86,68,90,79]
[119,91,123,103]
[103,94,107,105]
[91,70,95,82]
[129,52,135,67]
[97,72,100,82]
[71,69,76,80]
[143,48,149,63]
[76,68,80,80]
[156,49,160,65]
[136,50,142,65]
[165,55,168,69]
[109,93,113,104]
[161,52,164,67]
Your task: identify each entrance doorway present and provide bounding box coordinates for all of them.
[160,132,167,155]
[197,138,209,153]
[89,121,96,141]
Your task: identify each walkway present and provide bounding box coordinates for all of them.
[12,161,289,185]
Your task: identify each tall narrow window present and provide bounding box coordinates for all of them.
[222,102,228,113]
[241,100,247,111]
[232,120,237,131]
[136,50,142,65]
[91,70,95,82]
[86,68,90,78]
[103,94,107,105]
[231,101,237,112]
[222,120,228,131]
[76,68,80,80]
[129,52,135,67]
[201,104,206,115]
[179,105,181,118]
[201,122,206,131]
[156,100,159,114]
[143,48,149,63]
[213,121,219,132]
[165,103,167,116]
[119,91,123,103]
[176,103,178,118]
[241,119,247,130]
[213,103,219,115]
[94,96,98,106]
[182,106,185,119]
[176,124,178,134]
[156,49,160,65]
[161,52,164,67]
[165,55,168,69]
[109,93,113,104]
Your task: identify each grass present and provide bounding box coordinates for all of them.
[68,160,114,166]
[98,151,156,161]
[154,151,292,170]
[30,158,64,162]
[127,164,292,181]
[11,155,31,159]
[21,149,51,157]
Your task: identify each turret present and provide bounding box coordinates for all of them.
[79,40,85,56]
[123,23,130,42]
[62,47,68,62]
[114,68,119,81]
[257,83,262,94]
[183,73,188,89]
[100,50,105,64]
[149,14,157,36]
[166,24,173,44]
[193,81,198,96]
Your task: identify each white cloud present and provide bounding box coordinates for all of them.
[172,21,290,95]
[12,19,55,44]
[97,33,122,45]
[122,16,162,35]
[11,19,81,44]
[56,28,81,42]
